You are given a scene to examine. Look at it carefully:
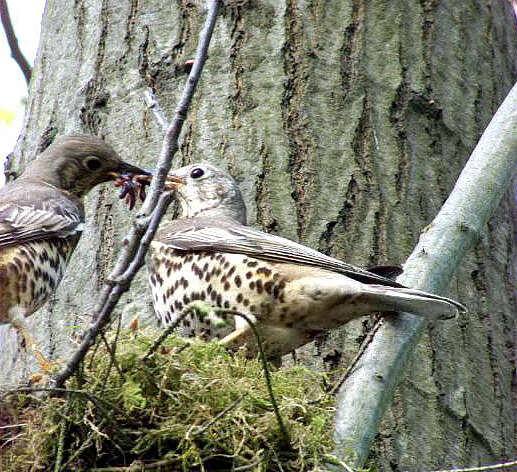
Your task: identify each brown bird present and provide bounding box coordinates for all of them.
[148,163,465,359]
[0,135,148,369]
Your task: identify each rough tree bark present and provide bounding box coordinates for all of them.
[0,1,515,470]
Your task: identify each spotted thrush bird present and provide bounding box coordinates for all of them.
[148,163,465,359]
[0,135,148,369]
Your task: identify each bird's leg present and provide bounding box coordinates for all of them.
[221,325,316,362]
[9,310,55,373]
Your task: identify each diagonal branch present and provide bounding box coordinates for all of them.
[52,0,222,389]
[0,0,32,84]
[331,82,517,468]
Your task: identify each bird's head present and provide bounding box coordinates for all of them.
[167,162,247,224]
[22,135,149,198]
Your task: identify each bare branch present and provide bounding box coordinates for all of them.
[52,0,222,389]
[432,459,517,472]
[332,83,517,467]
[0,0,32,84]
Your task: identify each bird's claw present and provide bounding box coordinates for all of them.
[32,348,61,374]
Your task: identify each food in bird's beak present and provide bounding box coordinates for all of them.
[114,174,150,210]
[114,174,184,210]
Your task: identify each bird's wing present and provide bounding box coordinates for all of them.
[0,186,84,248]
[155,217,403,287]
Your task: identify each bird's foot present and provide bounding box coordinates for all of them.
[32,347,61,374]
[28,350,62,385]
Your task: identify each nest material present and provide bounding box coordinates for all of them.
[0,328,337,471]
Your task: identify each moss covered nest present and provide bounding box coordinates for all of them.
[0,327,340,471]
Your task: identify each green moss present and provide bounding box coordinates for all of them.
[0,328,338,471]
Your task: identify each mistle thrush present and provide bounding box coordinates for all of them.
[0,135,148,369]
[148,163,465,359]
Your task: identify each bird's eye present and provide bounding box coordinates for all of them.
[190,167,205,179]
[85,157,102,171]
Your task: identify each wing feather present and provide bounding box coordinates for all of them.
[155,217,403,287]
[0,182,84,248]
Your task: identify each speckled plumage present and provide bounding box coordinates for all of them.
[0,135,147,369]
[149,245,291,337]
[0,238,76,325]
[149,163,466,359]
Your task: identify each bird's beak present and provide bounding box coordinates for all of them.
[105,163,151,181]
[164,174,184,191]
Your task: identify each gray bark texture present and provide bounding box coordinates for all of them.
[1,1,515,470]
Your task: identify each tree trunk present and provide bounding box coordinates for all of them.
[1,0,515,469]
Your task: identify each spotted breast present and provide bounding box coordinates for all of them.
[0,237,78,325]
[148,243,290,339]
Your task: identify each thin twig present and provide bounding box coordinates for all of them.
[432,460,517,472]
[234,459,265,471]
[90,456,181,471]
[0,432,25,450]
[231,310,291,448]
[0,423,27,429]
[141,304,196,361]
[323,454,355,472]
[100,329,125,382]
[52,0,222,390]
[60,432,96,470]
[53,392,72,472]
[308,318,384,406]
[194,393,247,436]
[1,387,131,422]
[0,0,31,84]
[328,318,384,396]
[1,386,83,397]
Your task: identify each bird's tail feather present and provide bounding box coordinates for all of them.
[368,285,466,320]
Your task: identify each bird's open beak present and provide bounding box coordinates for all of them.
[164,175,184,191]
